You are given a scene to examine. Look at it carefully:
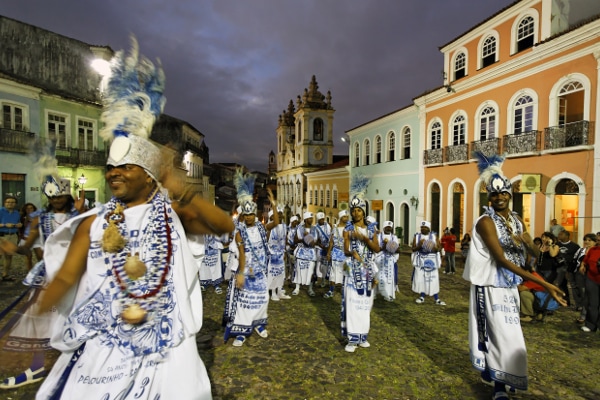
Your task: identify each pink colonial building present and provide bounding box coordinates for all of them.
[414,0,600,243]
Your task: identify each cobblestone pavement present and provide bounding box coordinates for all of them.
[1,253,599,400]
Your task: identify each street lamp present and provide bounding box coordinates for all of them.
[78,173,87,189]
[410,196,419,209]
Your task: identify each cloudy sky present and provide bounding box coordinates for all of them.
[3,0,512,172]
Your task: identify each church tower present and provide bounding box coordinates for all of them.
[275,75,335,220]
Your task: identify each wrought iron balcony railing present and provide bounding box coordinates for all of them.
[0,128,35,153]
[445,143,469,163]
[423,148,443,165]
[55,146,107,167]
[471,137,500,158]
[503,130,541,155]
[544,120,593,150]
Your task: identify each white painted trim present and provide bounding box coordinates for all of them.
[510,8,540,55]
[474,100,500,140]
[506,89,539,134]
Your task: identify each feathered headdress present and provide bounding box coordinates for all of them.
[100,36,166,181]
[30,138,72,198]
[349,174,370,210]
[234,168,257,215]
[474,151,512,195]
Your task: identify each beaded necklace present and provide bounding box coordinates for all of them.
[102,187,171,324]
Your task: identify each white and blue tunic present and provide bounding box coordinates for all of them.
[463,207,528,391]
[267,223,287,290]
[376,232,399,300]
[222,222,270,341]
[411,232,441,296]
[341,225,378,345]
[293,223,317,285]
[37,197,212,400]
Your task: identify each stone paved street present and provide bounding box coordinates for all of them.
[1,253,599,399]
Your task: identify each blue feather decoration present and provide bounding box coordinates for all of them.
[234,168,256,203]
[350,174,370,198]
[474,151,508,191]
[99,36,166,142]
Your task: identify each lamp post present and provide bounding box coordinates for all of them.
[78,173,87,189]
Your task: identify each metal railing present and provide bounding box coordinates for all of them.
[423,148,443,165]
[55,146,107,166]
[0,128,35,153]
[445,143,469,163]
[544,120,592,150]
[502,130,540,154]
[471,137,500,158]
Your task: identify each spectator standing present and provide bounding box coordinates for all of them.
[537,232,560,283]
[556,230,580,304]
[0,195,22,281]
[441,228,457,274]
[18,203,43,271]
[572,234,596,323]
[549,218,565,238]
[460,233,471,261]
[579,236,600,333]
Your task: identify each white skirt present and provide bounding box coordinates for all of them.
[36,334,212,399]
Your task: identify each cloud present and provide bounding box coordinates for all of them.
[2,0,513,171]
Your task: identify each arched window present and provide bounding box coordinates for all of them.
[402,127,411,159]
[363,139,370,166]
[375,136,382,163]
[387,131,396,161]
[354,142,360,167]
[333,188,338,208]
[479,106,496,140]
[516,16,535,52]
[326,188,330,207]
[313,118,323,141]
[558,81,584,125]
[308,185,313,205]
[514,95,534,134]
[481,36,497,68]
[452,115,466,145]
[454,52,466,80]
[430,121,442,149]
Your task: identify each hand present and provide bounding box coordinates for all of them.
[547,284,568,307]
[235,272,245,289]
[74,190,86,213]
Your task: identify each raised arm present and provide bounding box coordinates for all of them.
[476,216,567,306]
[38,215,95,313]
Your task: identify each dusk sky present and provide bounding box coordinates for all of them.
[3,0,513,172]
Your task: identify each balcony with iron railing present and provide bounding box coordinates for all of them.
[0,128,35,153]
[423,148,443,165]
[444,143,469,163]
[470,137,500,158]
[543,120,593,150]
[502,130,541,155]
[55,146,107,167]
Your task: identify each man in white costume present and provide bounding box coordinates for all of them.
[314,212,332,288]
[411,221,446,305]
[324,210,349,298]
[464,152,566,400]
[376,221,400,301]
[34,40,234,400]
[266,207,291,301]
